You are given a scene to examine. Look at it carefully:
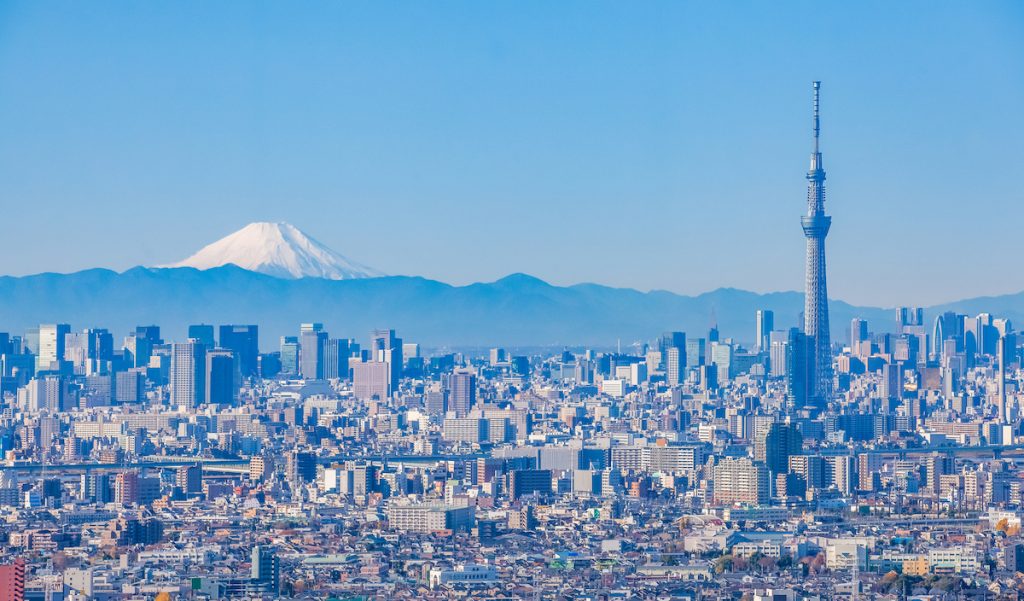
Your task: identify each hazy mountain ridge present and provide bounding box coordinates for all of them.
[4,265,1014,347]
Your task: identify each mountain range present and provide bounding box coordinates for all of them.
[0,223,1020,347]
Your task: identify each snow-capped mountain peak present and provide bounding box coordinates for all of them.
[164,222,384,280]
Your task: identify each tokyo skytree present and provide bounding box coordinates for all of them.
[801,81,832,405]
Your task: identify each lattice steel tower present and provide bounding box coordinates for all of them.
[801,81,832,405]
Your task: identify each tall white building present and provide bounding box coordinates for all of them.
[171,341,206,408]
[37,323,70,371]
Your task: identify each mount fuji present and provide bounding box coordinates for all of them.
[164,222,383,280]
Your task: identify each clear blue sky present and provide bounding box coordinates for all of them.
[0,1,1021,307]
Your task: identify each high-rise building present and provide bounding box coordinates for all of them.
[713,457,769,505]
[685,337,706,370]
[850,318,868,351]
[37,323,70,372]
[187,324,215,347]
[299,323,327,380]
[755,310,774,353]
[754,422,803,475]
[449,370,477,416]
[219,325,259,378]
[205,349,237,405]
[115,369,145,404]
[352,358,391,399]
[665,347,685,387]
[280,336,299,375]
[800,81,832,406]
[785,329,812,410]
[371,329,403,393]
[170,341,206,408]
[322,338,352,380]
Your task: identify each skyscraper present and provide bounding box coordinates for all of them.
[371,329,403,393]
[170,341,206,408]
[219,325,259,378]
[755,310,774,353]
[299,323,327,380]
[187,324,215,347]
[205,349,237,405]
[449,369,477,416]
[280,336,299,375]
[37,323,70,372]
[801,81,832,406]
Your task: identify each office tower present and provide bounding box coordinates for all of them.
[932,311,961,355]
[135,325,162,345]
[352,360,390,399]
[754,422,803,475]
[115,369,144,404]
[37,323,70,372]
[785,329,811,410]
[665,347,684,386]
[755,310,774,352]
[896,307,924,330]
[660,331,686,354]
[299,323,327,380]
[880,362,901,400]
[0,558,25,601]
[710,342,733,384]
[280,336,299,375]
[65,328,114,375]
[371,329,403,393]
[449,370,477,416]
[187,324,215,347]
[322,338,351,380]
[713,457,769,505]
[251,546,280,594]
[660,331,686,379]
[205,349,237,405]
[218,325,258,378]
[850,318,868,354]
[489,348,507,365]
[685,337,706,369]
[170,341,206,408]
[801,82,832,404]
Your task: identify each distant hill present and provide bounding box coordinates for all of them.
[0,266,906,347]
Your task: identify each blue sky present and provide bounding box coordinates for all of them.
[0,1,1021,307]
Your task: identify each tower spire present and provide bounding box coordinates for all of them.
[813,81,821,154]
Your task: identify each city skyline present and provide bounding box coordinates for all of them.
[1,2,1022,306]
[3,4,1024,599]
